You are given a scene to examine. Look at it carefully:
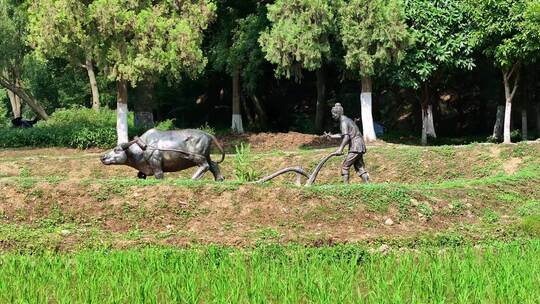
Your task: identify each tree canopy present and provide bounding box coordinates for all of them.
[259,0,335,80]
[338,0,411,78]
[1,0,540,145]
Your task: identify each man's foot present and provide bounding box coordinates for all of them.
[342,175,350,184]
[360,173,369,183]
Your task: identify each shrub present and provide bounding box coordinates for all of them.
[198,122,216,136]
[0,107,141,149]
[0,95,10,128]
[155,119,176,131]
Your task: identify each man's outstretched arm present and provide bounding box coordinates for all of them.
[323,132,342,139]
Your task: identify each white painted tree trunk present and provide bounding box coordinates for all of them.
[361,76,376,142]
[503,99,512,144]
[492,105,504,141]
[521,108,528,141]
[502,65,520,144]
[116,80,129,144]
[420,83,436,146]
[85,57,100,112]
[421,104,437,146]
[231,69,244,133]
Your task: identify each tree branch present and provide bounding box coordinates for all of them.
[0,75,49,120]
[509,68,521,102]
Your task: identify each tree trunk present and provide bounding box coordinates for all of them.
[6,85,21,118]
[536,104,540,139]
[231,68,244,133]
[315,67,326,134]
[251,94,268,129]
[521,108,528,141]
[0,75,48,120]
[85,57,100,112]
[116,79,129,144]
[492,105,504,141]
[421,83,436,146]
[134,80,155,129]
[360,76,376,142]
[502,65,520,144]
[241,94,254,127]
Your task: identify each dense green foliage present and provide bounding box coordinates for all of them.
[1,0,540,144]
[470,0,537,68]
[0,107,138,148]
[397,0,475,88]
[0,242,539,302]
[86,0,216,84]
[339,0,411,78]
[259,0,334,80]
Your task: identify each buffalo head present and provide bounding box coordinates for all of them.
[100,141,135,165]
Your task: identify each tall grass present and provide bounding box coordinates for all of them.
[0,242,539,303]
[233,143,260,182]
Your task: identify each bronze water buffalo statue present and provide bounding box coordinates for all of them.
[101,128,225,181]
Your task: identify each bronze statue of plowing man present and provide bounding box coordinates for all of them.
[324,103,369,184]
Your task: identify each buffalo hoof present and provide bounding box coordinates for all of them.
[137,172,147,179]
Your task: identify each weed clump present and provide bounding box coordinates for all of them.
[233,143,260,182]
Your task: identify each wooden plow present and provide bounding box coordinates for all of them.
[256,152,342,186]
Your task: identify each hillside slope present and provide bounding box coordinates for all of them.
[0,140,538,251]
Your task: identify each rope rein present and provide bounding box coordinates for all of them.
[125,136,207,160]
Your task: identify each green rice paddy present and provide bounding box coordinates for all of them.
[1,241,539,303]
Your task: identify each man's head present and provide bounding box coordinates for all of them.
[331,103,344,121]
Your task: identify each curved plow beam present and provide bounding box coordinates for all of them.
[256,166,309,185]
[256,152,342,186]
[305,152,342,186]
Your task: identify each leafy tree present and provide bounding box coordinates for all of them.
[0,0,49,120]
[231,12,272,128]
[470,0,540,143]
[28,0,101,111]
[207,0,266,133]
[523,1,540,138]
[339,0,411,142]
[88,0,216,143]
[397,0,475,145]
[259,0,335,133]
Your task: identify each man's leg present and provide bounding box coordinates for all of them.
[353,154,369,183]
[341,153,356,184]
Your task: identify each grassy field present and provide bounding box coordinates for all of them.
[0,139,539,302]
[1,242,539,303]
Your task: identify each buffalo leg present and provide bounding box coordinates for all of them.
[192,162,210,180]
[209,161,224,182]
[148,152,164,179]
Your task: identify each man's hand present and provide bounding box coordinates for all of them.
[323,132,342,139]
[334,149,344,156]
[322,131,331,139]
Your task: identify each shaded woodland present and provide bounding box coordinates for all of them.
[1,0,540,145]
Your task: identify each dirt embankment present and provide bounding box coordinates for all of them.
[0,137,538,249]
[1,177,536,248]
